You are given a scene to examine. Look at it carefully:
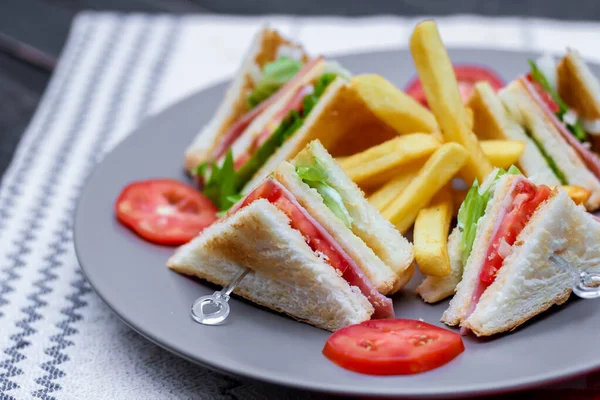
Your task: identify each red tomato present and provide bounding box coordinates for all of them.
[479,182,551,284]
[525,73,560,113]
[241,179,350,275]
[323,319,465,375]
[405,65,504,108]
[115,179,218,246]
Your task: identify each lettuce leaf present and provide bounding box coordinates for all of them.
[296,157,353,227]
[202,73,339,212]
[457,167,521,264]
[198,150,239,211]
[248,57,303,109]
[529,60,587,142]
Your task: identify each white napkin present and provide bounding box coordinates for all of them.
[0,12,597,399]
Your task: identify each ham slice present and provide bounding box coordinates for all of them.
[520,77,600,180]
[212,57,323,161]
[236,178,395,319]
[461,177,551,334]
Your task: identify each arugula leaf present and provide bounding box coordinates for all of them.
[248,57,303,109]
[296,157,353,228]
[201,150,238,211]
[529,60,588,142]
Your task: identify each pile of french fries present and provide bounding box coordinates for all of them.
[336,20,592,278]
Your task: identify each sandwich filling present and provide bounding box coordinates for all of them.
[523,64,600,180]
[457,166,521,269]
[210,58,321,164]
[200,66,342,212]
[464,177,551,323]
[295,157,353,228]
[233,178,394,319]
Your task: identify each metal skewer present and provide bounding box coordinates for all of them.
[190,268,250,325]
[550,254,600,299]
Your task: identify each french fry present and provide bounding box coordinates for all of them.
[414,185,453,277]
[561,185,592,205]
[339,134,441,186]
[368,162,423,212]
[410,21,493,185]
[351,74,438,134]
[382,143,469,233]
[465,107,474,132]
[480,140,526,169]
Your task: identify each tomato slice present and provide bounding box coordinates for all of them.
[525,73,560,113]
[238,179,395,318]
[479,181,551,284]
[115,179,218,246]
[323,319,464,375]
[405,65,504,108]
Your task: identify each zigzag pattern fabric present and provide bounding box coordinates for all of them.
[1,12,599,400]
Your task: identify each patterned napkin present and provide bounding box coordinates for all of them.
[1,12,599,400]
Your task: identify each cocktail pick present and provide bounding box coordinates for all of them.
[190,268,250,325]
[550,254,600,299]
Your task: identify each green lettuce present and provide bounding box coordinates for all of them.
[200,73,339,212]
[196,150,239,211]
[457,166,521,264]
[296,157,353,228]
[529,60,587,142]
[248,57,303,109]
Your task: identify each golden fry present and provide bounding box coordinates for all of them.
[351,74,438,134]
[368,162,423,212]
[561,185,592,205]
[414,186,453,277]
[480,140,526,169]
[382,143,469,233]
[409,20,493,184]
[465,107,474,132]
[339,134,440,186]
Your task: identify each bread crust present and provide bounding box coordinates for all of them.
[289,140,415,292]
[501,80,600,210]
[442,173,517,326]
[557,49,600,120]
[462,190,582,336]
[184,28,307,172]
[168,199,374,331]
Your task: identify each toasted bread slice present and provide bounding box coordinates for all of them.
[274,141,414,294]
[470,82,560,186]
[442,173,518,326]
[463,189,600,336]
[288,140,415,292]
[241,77,388,193]
[184,27,307,172]
[500,80,600,209]
[167,199,373,331]
[557,49,600,120]
[416,226,463,303]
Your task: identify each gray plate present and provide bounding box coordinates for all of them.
[75,49,600,398]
